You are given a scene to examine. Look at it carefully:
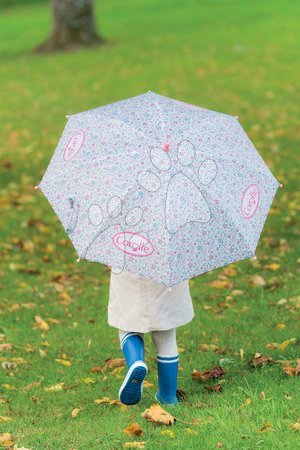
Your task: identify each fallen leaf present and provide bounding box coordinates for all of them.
[34,315,49,331]
[192,366,226,382]
[143,380,154,388]
[90,366,103,373]
[231,289,244,296]
[259,391,266,399]
[55,358,71,367]
[276,322,286,330]
[217,443,223,448]
[0,343,12,351]
[264,263,280,271]
[222,267,237,277]
[0,416,13,422]
[209,280,233,289]
[239,397,252,409]
[80,377,96,384]
[94,397,125,408]
[290,420,300,431]
[161,430,174,438]
[0,432,15,447]
[104,357,126,371]
[141,404,175,425]
[283,360,300,377]
[122,443,146,449]
[22,381,41,391]
[199,343,219,352]
[71,407,81,418]
[44,382,65,392]
[278,338,297,350]
[205,384,222,392]
[249,275,266,287]
[185,428,199,435]
[248,353,272,368]
[124,422,143,436]
[259,422,273,432]
[1,384,16,390]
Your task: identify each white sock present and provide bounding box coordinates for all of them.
[151,329,178,357]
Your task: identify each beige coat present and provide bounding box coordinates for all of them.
[108,269,194,333]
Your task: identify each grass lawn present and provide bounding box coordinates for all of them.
[0,0,299,448]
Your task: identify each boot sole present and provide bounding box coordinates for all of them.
[119,361,148,405]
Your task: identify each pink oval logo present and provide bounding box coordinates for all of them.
[242,184,260,219]
[63,130,85,161]
[112,232,154,257]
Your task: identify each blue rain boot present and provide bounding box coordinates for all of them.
[119,333,148,405]
[155,354,180,405]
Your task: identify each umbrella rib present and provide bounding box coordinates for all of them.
[82,179,141,259]
[153,96,165,133]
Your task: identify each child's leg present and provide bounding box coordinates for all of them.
[151,329,179,404]
[118,329,148,405]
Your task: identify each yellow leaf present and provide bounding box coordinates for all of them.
[276,323,286,330]
[231,289,244,296]
[122,443,146,449]
[249,275,266,287]
[44,243,55,254]
[185,428,198,435]
[141,404,175,425]
[240,397,252,409]
[290,420,300,431]
[39,348,47,358]
[94,397,125,408]
[199,343,219,352]
[44,382,64,392]
[80,377,95,384]
[143,380,154,388]
[0,432,15,447]
[161,430,174,438]
[71,408,81,418]
[55,358,71,367]
[1,384,16,390]
[222,266,237,277]
[278,338,297,350]
[0,416,13,422]
[209,280,233,289]
[264,263,280,271]
[123,422,143,436]
[34,315,49,331]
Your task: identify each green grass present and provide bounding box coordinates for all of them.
[0,0,299,448]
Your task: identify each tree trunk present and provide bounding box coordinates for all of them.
[34,0,105,53]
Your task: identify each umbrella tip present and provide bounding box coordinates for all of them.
[34,185,39,190]
[66,114,70,119]
[234,116,239,119]
[252,255,257,260]
[279,183,283,188]
[168,287,173,291]
[76,257,81,263]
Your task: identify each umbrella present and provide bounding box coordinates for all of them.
[37,91,281,286]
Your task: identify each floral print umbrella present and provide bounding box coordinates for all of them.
[38,91,280,286]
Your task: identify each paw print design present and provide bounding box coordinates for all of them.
[66,194,150,273]
[137,140,218,234]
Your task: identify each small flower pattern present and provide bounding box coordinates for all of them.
[40,91,280,286]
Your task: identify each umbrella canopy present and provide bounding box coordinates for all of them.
[39,91,280,286]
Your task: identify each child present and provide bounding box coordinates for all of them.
[108,268,194,405]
